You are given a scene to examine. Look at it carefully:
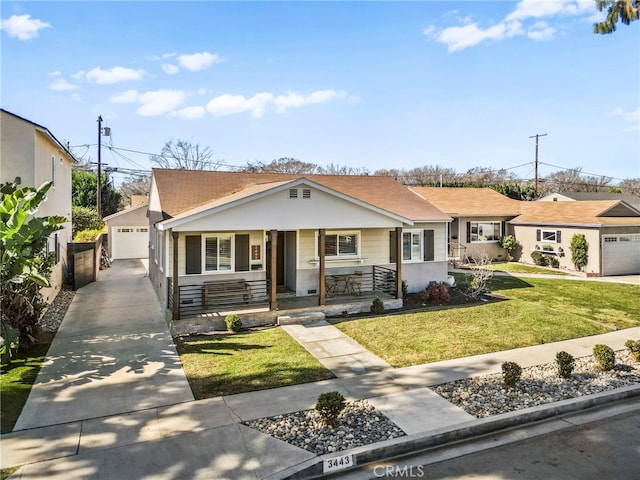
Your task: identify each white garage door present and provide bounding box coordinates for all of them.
[602,234,640,276]
[112,226,149,259]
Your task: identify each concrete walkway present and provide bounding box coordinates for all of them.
[1,259,638,479]
[281,320,391,377]
[13,259,194,430]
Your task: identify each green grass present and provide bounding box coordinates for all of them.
[1,334,54,434]
[175,327,334,399]
[332,277,640,368]
[477,262,568,275]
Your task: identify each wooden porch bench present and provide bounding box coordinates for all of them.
[202,279,252,308]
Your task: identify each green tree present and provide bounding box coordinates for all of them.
[72,169,121,217]
[594,0,639,34]
[0,179,65,343]
[72,206,104,237]
[570,234,589,271]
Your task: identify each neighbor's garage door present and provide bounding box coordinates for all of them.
[602,234,640,276]
[112,226,149,259]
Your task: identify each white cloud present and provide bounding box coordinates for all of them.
[528,21,557,40]
[171,106,206,120]
[49,78,78,91]
[110,89,139,103]
[612,107,640,132]
[0,14,50,40]
[275,89,347,113]
[71,70,85,81]
[137,89,185,116]
[437,21,522,52]
[506,0,595,22]
[161,64,180,75]
[49,71,62,77]
[85,66,146,84]
[206,93,274,118]
[162,52,177,59]
[177,52,222,72]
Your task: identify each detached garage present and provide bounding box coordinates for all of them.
[601,234,640,276]
[104,204,149,260]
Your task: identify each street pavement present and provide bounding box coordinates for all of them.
[1,260,638,479]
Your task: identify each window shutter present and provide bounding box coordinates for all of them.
[536,229,541,242]
[185,235,202,274]
[424,230,435,261]
[556,231,561,243]
[501,221,506,238]
[235,234,250,272]
[389,230,397,263]
[466,222,471,243]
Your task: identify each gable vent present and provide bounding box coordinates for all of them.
[302,188,311,199]
[289,188,298,199]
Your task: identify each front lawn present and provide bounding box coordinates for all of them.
[332,276,640,368]
[0,334,54,433]
[482,262,568,275]
[175,327,334,399]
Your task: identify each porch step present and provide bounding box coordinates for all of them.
[277,311,325,326]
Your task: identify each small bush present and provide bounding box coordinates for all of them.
[593,344,615,371]
[315,391,346,426]
[224,314,242,332]
[624,339,640,362]
[370,297,385,315]
[425,283,451,304]
[542,244,554,252]
[74,229,103,243]
[555,351,575,378]
[531,251,546,266]
[501,361,522,389]
[546,255,560,268]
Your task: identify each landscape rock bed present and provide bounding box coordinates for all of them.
[245,399,405,455]
[37,286,75,332]
[432,350,640,418]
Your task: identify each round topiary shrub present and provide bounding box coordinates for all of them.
[624,339,640,362]
[501,361,522,389]
[555,351,575,378]
[370,297,385,315]
[225,314,242,332]
[593,344,615,371]
[315,391,346,427]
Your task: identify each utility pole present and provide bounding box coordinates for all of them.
[529,133,547,194]
[97,116,102,218]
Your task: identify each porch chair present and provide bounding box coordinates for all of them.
[348,271,363,296]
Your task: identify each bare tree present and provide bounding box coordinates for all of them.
[618,178,640,196]
[244,158,321,174]
[319,163,370,175]
[119,175,151,207]
[150,140,219,170]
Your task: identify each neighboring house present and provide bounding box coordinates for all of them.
[538,192,640,210]
[410,187,521,263]
[0,109,77,302]
[511,200,640,276]
[148,169,451,321]
[103,203,149,260]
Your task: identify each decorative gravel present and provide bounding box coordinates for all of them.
[37,286,75,332]
[244,399,406,455]
[432,350,640,418]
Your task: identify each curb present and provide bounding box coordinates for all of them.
[271,383,640,480]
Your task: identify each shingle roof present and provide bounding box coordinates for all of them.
[410,187,522,217]
[512,200,640,226]
[152,169,450,222]
[547,192,640,207]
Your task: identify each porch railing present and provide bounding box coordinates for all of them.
[168,278,270,318]
[372,265,397,295]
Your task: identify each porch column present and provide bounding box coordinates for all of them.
[395,226,403,299]
[269,229,278,311]
[318,229,326,306]
[172,230,180,320]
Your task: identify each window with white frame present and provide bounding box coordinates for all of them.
[541,230,558,243]
[324,232,359,257]
[204,235,232,271]
[402,231,422,261]
[469,222,501,242]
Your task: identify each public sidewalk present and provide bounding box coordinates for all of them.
[2,327,638,479]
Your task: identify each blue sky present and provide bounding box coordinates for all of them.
[2,1,639,184]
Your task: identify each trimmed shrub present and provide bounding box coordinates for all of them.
[501,361,522,389]
[531,251,546,266]
[593,344,615,371]
[546,255,560,268]
[425,283,451,304]
[624,339,640,362]
[315,391,346,426]
[370,297,385,315]
[224,314,242,332]
[555,351,575,378]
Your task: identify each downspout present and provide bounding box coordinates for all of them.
[172,230,179,320]
[395,226,403,299]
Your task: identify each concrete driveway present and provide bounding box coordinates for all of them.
[13,259,194,431]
